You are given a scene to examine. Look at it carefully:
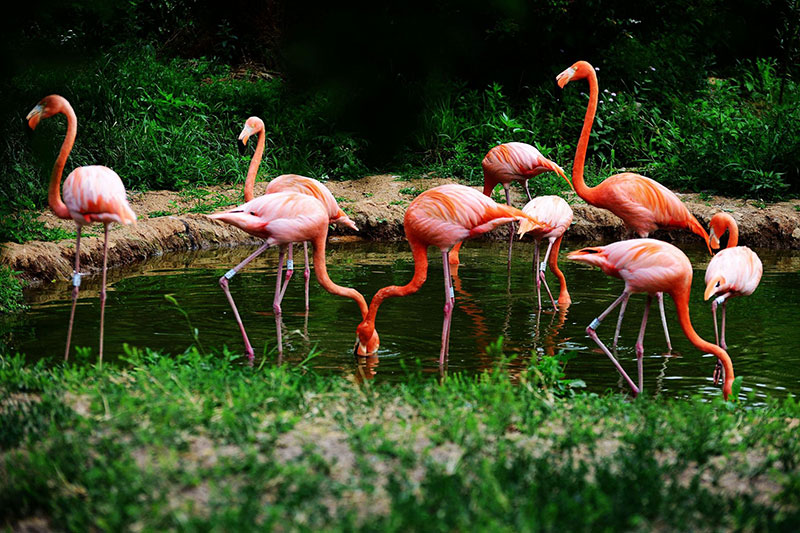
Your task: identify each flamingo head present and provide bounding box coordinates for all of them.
[566,246,608,269]
[556,61,595,89]
[333,210,359,231]
[708,212,736,251]
[703,275,726,301]
[26,95,63,130]
[355,321,380,356]
[238,116,265,155]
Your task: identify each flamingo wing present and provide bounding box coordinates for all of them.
[266,174,358,230]
[704,247,763,299]
[482,142,567,182]
[518,196,573,239]
[62,166,136,225]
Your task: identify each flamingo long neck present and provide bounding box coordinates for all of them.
[672,289,734,399]
[49,103,75,220]
[312,234,369,318]
[548,235,571,305]
[726,220,739,248]
[243,128,265,203]
[361,239,429,332]
[571,70,599,204]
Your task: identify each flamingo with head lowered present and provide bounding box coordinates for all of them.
[556,60,712,352]
[209,191,376,360]
[237,117,357,311]
[355,184,544,363]
[568,239,735,400]
[704,212,762,384]
[26,95,137,363]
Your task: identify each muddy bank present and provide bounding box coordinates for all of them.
[3,174,800,285]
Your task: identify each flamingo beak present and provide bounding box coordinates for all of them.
[26,105,43,130]
[556,67,576,89]
[704,276,724,301]
[709,227,720,250]
[238,125,253,154]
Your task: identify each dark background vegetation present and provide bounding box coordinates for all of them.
[1,0,799,243]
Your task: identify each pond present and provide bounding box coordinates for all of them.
[6,240,800,401]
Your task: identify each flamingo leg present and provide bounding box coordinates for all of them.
[273,246,286,316]
[533,242,542,309]
[278,244,294,302]
[539,239,557,309]
[303,241,311,312]
[585,291,640,395]
[711,293,731,385]
[523,179,532,201]
[635,295,653,393]
[657,292,672,350]
[64,225,82,361]
[440,250,455,366]
[275,313,284,361]
[720,300,727,351]
[612,293,630,349]
[504,184,514,266]
[98,224,109,365]
[218,242,271,361]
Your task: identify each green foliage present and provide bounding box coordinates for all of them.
[0,266,26,314]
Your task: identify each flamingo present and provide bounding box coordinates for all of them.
[448,142,568,266]
[516,195,573,309]
[355,184,544,362]
[556,60,712,351]
[237,117,357,311]
[26,95,137,363]
[568,239,735,400]
[704,212,762,383]
[208,191,376,360]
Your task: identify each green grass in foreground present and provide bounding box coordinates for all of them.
[1,343,799,531]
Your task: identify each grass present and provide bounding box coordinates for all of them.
[1,342,799,531]
[0,266,26,314]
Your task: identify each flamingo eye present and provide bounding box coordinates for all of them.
[583,249,600,254]
[249,211,258,216]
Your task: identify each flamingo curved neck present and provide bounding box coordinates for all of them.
[311,234,369,318]
[570,69,599,204]
[49,103,75,220]
[243,128,265,203]
[361,240,429,333]
[549,236,570,304]
[672,289,734,398]
[725,221,739,248]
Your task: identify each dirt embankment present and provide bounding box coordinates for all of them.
[3,174,800,286]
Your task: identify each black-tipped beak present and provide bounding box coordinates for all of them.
[237,138,246,155]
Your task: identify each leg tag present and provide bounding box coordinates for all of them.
[449,286,455,299]
[72,272,82,287]
[539,261,547,272]
[714,295,726,306]
[286,260,294,270]
[224,269,237,280]
[589,318,601,330]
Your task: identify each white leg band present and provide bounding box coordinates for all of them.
[714,295,726,306]
[72,272,82,287]
[539,261,547,272]
[449,286,455,299]
[589,318,601,330]
[224,269,237,280]
[286,260,294,270]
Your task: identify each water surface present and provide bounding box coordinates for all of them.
[6,241,800,401]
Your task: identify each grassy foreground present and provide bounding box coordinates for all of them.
[1,345,799,531]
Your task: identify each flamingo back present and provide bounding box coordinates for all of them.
[568,239,692,295]
[518,195,573,240]
[704,247,762,300]
[62,166,136,225]
[595,173,708,242]
[482,142,566,185]
[266,174,358,230]
[209,191,328,245]
[404,184,538,250]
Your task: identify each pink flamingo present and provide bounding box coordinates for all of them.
[449,142,568,266]
[568,239,735,400]
[209,191,376,360]
[516,195,573,309]
[237,117,357,311]
[355,184,544,362]
[704,212,762,383]
[26,95,136,363]
[557,60,712,352]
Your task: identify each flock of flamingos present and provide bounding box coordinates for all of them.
[25,61,762,401]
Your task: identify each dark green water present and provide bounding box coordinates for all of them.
[6,241,800,400]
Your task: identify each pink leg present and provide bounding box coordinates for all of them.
[711,293,731,384]
[278,244,294,302]
[538,239,557,309]
[98,224,109,365]
[275,313,284,361]
[273,246,286,316]
[218,242,271,361]
[523,179,532,201]
[635,295,653,393]
[657,292,672,350]
[504,184,514,266]
[64,226,82,361]
[440,251,455,366]
[720,300,727,350]
[533,241,542,309]
[303,241,311,312]
[612,293,630,349]
[585,291,640,395]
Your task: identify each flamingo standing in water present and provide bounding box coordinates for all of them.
[355,184,544,362]
[704,212,762,383]
[516,195,573,309]
[449,142,568,266]
[208,191,376,360]
[236,117,357,311]
[556,60,711,351]
[26,95,137,363]
[568,239,735,400]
